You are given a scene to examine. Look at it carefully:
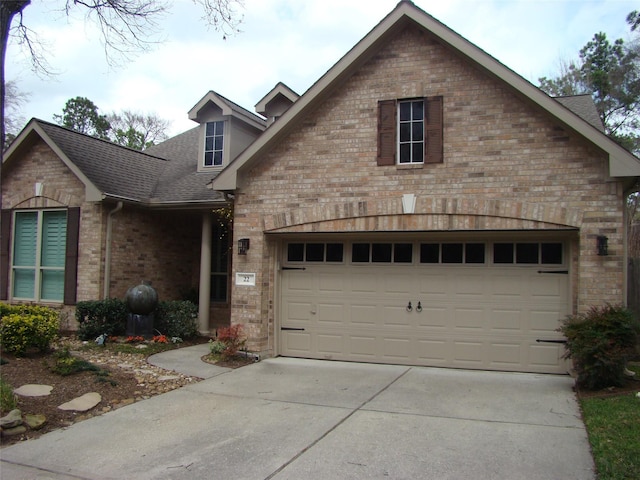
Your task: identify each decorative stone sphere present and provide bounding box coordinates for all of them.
[126,281,158,315]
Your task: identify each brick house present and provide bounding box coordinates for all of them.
[1,92,267,330]
[2,1,639,373]
[210,1,640,373]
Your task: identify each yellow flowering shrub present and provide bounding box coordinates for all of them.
[0,303,60,355]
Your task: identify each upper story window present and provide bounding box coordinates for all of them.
[377,96,443,166]
[204,121,224,167]
[398,100,424,164]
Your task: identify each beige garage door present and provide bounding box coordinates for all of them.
[279,240,570,374]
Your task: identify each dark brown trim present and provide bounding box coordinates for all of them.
[425,96,443,164]
[0,210,11,300]
[64,207,80,305]
[377,99,396,166]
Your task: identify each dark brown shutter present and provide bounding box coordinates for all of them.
[64,207,80,305]
[377,100,396,166]
[0,210,11,300]
[425,96,443,164]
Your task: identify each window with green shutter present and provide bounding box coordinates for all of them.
[12,210,67,302]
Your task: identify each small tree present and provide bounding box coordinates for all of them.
[53,96,111,139]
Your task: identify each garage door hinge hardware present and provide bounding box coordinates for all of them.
[536,339,567,344]
[281,327,305,331]
[537,270,568,274]
[282,267,306,271]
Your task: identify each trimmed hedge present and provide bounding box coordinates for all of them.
[75,298,199,340]
[0,303,60,355]
[154,301,199,339]
[75,298,128,340]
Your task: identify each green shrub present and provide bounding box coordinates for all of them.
[76,299,128,340]
[209,339,226,355]
[0,304,60,355]
[559,304,640,390]
[154,301,199,339]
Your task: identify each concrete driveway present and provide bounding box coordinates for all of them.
[1,358,594,479]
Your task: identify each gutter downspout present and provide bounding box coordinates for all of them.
[103,201,123,299]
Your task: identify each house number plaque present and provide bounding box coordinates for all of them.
[236,273,256,286]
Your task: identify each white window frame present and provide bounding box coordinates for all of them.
[11,209,67,302]
[397,99,425,164]
[203,120,225,167]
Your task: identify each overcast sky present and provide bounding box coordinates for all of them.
[6,0,638,137]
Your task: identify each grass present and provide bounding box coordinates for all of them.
[579,365,640,480]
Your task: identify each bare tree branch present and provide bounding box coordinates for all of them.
[195,0,244,39]
[66,0,170,66]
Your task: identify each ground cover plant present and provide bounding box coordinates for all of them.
[579,365,640,479]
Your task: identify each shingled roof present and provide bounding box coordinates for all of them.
[554,94,605,133]
[145,127,225,204]
[4,119,224,207]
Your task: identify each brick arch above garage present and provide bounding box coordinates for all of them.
[263,197,583,233]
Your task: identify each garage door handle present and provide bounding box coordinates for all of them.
[282,267,306,271]
[281,327,305,331]
[537,270,568,274]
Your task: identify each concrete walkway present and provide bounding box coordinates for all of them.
[1,346,595,480]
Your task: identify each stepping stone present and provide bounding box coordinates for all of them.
[0,409,22,428]
[1,425,26,436]
[14,384,53,397]
[58,392,102,412]
[24,414,46,430]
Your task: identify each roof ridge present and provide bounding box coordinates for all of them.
[33,118,170,162]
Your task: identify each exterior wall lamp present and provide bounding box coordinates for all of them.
[597,235,608,256]
[238,238,250,255]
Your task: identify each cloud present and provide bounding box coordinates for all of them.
[6,0,638,136]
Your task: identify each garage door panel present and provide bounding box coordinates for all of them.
[528,343,564,368]
[317,303,345,324]
[350,335,378,357]
[284,301,313,322]
[282,331,312,355]
[382,307,412,326]
[351,273,378,293]
[416,338,449,363]
[454,274,487,297]
[350,304,379,325]
[317,333,344,355]
[491,309,524,331]
[531,275,567,299]
[452,341,484,364]
[416,307,448,328]
[382,337,412,360]
[491,274,526,297]
[280,252,570,374]
[453,308,485,330]
[529,309,565,334]
[488,342,523,368]
[384,273,414,293]
[319,273,344,293]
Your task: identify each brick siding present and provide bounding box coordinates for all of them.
[231,26,626,354]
